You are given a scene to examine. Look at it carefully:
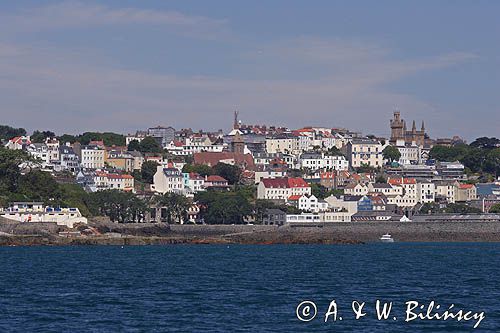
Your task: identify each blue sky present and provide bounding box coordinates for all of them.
[0,1,498,140]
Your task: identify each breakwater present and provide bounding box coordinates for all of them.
[1,216,500,245]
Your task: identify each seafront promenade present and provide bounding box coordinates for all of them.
[1,217,500,245]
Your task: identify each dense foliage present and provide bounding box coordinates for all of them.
[420,202,481,214]
[0,148,90,214]
[88,190,147,223]
[153,193,191,223]
[57,132,126,146]
[310,183,344,199]
[382,145,401,163]
[138,136,163,153]
[429,137,500,178]
[182,162,242,185]
[140,161,160,184]
[31,130,56,143]
[0,125,26,141]
[195,191,253,224]
[489,203,500,214]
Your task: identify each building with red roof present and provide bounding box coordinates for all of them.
[193,152,255,171]
[93,171,135,192]
[257,177,311,201]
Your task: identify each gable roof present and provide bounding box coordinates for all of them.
[193,152,255,170]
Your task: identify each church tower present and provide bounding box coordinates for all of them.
[231,131,245,154]
[390,111,405,143]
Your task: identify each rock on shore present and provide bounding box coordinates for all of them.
[1,216,500,246]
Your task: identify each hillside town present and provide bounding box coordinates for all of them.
[1,111,499,227]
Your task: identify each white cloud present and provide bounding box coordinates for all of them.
[0,1,228,39]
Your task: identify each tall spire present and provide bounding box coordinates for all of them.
[233,110,239,130]
[421,120,425,132]
[412,120,416,132]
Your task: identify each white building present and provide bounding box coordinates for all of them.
[265,134,299,154]
[183,172,205,193]
[257,177,311,201]
[0,202,87,228]
[344,183,369,196]
[5,136,31,150]
[299,152,349,171]
[94,171,135,192]
[81,145,105,169]
[394,139,421,165]
[416,180,435,203]
[151,166,184,194]
[295,194,328,213]
[345,138,383,168]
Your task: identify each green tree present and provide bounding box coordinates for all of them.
[88,190,146,223]
[77,132,126,146]
[195,191,252,224]
[375,175,387,183]
[470,137,500,149]
[31,130,56,143]
[182,164,213,177]
[127,139,141,151]
[382,145,401,163]
[356,164,377,174]
[325,146,345,157]
[212,162,241,185]
[489,203,500,213]
[139,136,162,153]
[141,161,159,184]
[0,148,34,193]
[0,125,26,141]
[18,170,62,203]
[153,192,191,224]
[58,134,77,144]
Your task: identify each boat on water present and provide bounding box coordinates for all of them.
[380,234,394,243]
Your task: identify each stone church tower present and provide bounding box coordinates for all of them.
[390,111,426,146]
[231,131,245,154]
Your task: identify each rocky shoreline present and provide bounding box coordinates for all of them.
[1,217,500,246]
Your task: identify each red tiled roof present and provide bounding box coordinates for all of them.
[288,195,302,201]
[320,171,336,179]
[261,177,309,189]
[194,152,255,170]
[262,178,289,188]
[287,177,309,188]
[189,172,204,180]
[206,175,228,182]
[388,177,416,185]
[459,184,474,189]
[172,141,184,147]
[96,172,133,179]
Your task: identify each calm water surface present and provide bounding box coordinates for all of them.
[0,243,499,332]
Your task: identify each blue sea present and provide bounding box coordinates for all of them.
[0,244,499,332]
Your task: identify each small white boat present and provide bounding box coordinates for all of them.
[380,233,394,243]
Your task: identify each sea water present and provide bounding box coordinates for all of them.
[0,243,498,332]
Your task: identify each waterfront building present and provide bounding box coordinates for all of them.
[0,202,87,228]
[257,177,311,201]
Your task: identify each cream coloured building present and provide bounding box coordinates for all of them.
[345,138,383,168]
